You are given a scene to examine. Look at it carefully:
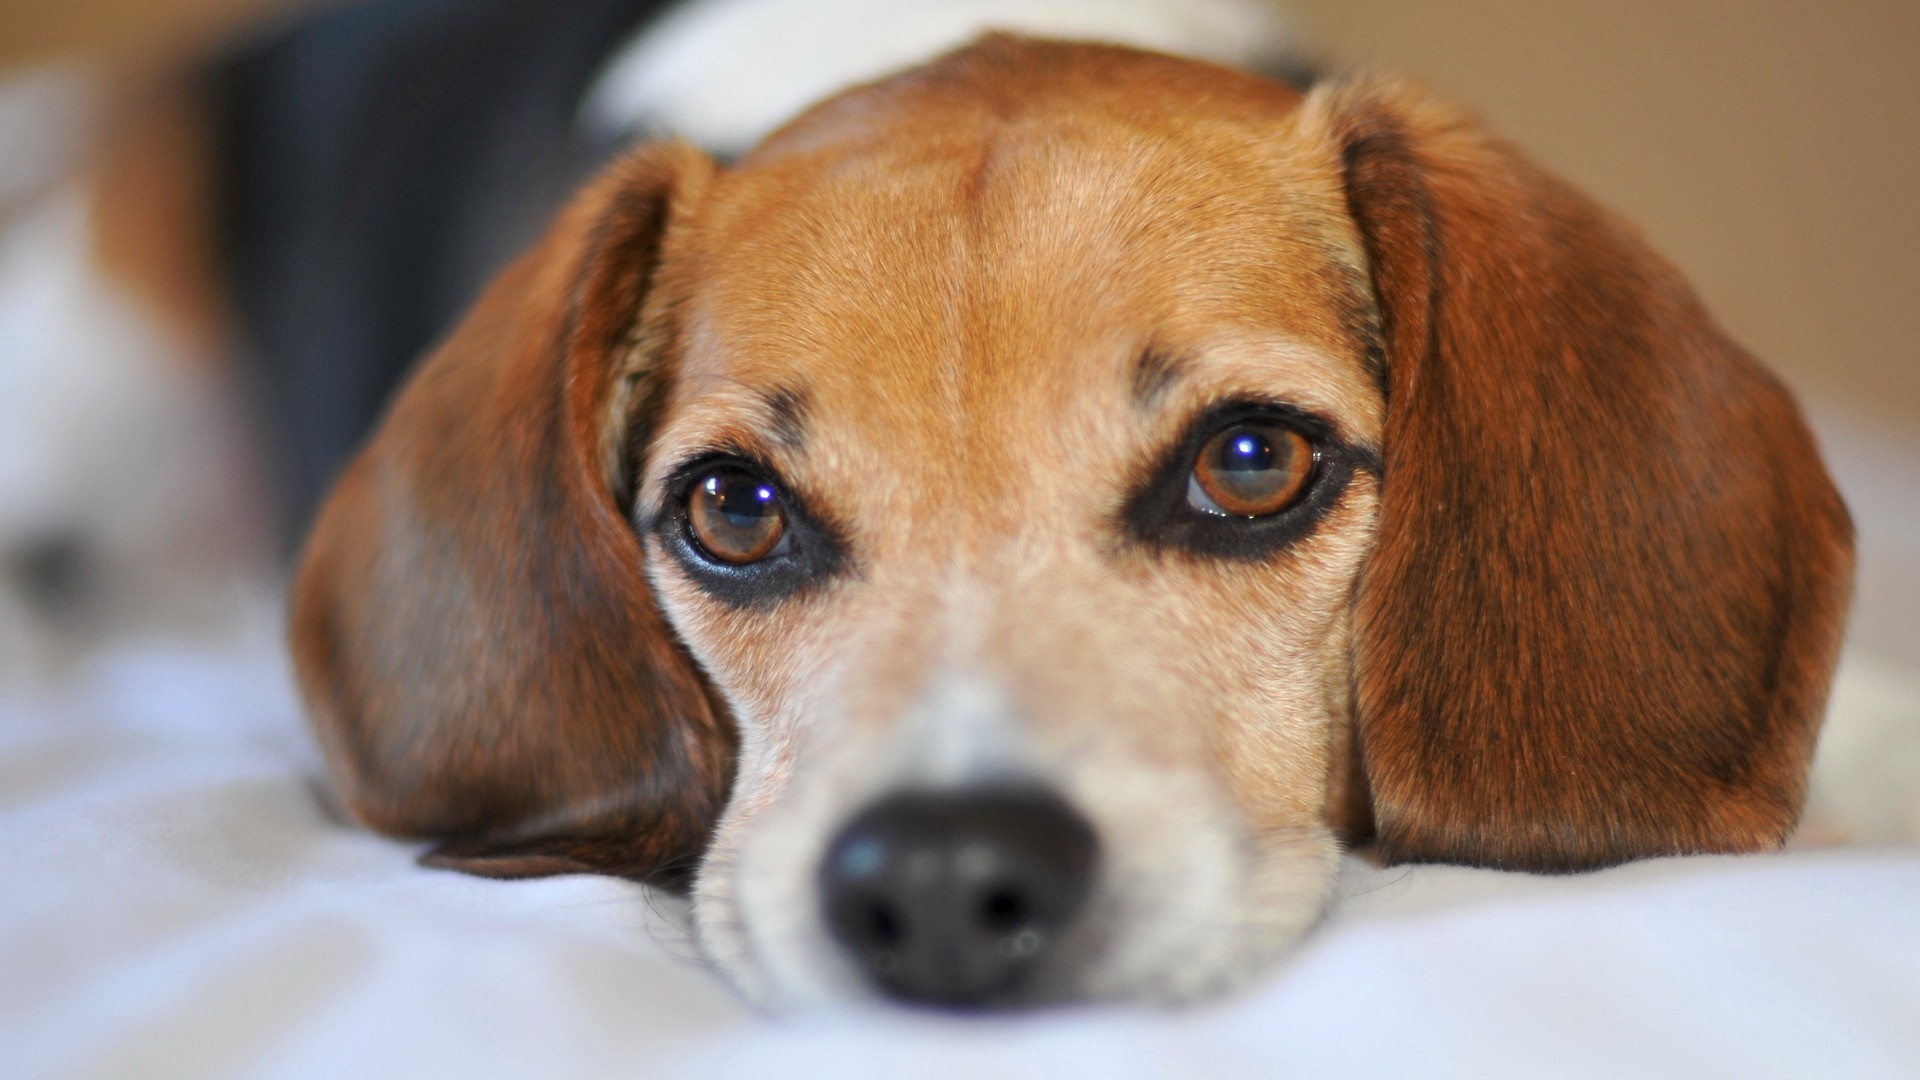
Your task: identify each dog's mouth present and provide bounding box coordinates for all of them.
[815,786,1099,1009]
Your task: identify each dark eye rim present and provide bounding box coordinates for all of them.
[643,450,850,608]
[1119,399,1380,561]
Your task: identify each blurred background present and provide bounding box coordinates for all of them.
[1,0,1916,679]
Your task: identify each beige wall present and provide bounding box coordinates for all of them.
[1288,0,1920,429]
[9,0,1918,426]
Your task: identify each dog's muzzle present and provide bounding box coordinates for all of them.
[818,787,1099,1008]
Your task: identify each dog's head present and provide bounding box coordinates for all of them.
[290,38,1853,1008]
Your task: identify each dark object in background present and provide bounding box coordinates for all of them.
[211,0,675,538]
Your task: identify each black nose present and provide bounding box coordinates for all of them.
[819,787,1099,1008]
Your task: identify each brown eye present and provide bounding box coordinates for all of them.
[1188,422,1315,517]
[688,466,789,564]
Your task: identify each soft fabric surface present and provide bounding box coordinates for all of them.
[4,634,1917,1079]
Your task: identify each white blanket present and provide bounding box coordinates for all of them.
[4,635,1916,1080]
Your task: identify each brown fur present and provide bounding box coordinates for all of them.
[1319,81,1855,870]
[89,77,228,362]
[290,144,733,889]
[289,37,1853,996]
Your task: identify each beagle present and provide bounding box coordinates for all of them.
[290,37,1855,1008]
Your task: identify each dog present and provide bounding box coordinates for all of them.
[288,36,1855,1008]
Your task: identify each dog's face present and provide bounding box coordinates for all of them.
[641,67,1382,1002]
[291,39,1853,1009]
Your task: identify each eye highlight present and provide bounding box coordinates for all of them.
[1187,423,1315,517]
[688,466,789,564]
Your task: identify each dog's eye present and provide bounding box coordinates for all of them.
[653,455,849,606]
[688,466,789,564]
[1187,422,1315,517]
[1120,401,1369,560]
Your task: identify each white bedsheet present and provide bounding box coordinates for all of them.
[3,635,1917,1080]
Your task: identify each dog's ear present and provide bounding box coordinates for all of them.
[1305,79,1854,871]
[289,143,730,890]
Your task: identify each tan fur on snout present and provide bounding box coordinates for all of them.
[291,36,1852,1007]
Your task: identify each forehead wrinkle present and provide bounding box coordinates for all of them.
[951,128,1165,418]
[643,375,809,496]
[654,378,813,471]
[1131,342,1193,409]
[761,384,810,451]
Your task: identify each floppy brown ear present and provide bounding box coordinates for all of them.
[289,143,731,889]
[1307,79,1854,871]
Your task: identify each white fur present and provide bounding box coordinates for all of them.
[696,668,1341,1009]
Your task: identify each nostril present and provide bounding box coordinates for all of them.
[819,786,1098,1008]
[7,531,92,620]
[865,901,903,948]
[979,887,1027,934]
